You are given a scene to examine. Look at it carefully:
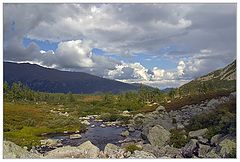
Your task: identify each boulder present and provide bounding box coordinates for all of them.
[198,144,211,158]
[198,136,208,144]
[219,139,236,158]
[100,124,106,128]
[142,144,162,157]
[133,113,145,120]
[207,99,220,108]
[147,125,171,148]
[45,141,100,158]
[181,139,198,158]
[176,123,185,129]
[77,141,100,158]
[205,148,220,158]
[210,134,222,145]
[81,120,90,126]
[155,106,166,112]
[160,145,182,158]
[40,139,62,148]
[229,92,236,100]
[45,146,85,158]
[129,150,156,158]
[104,143,125,158]
[3,141,42,159]
[128,127,135,132]
[188,128,208,138]
[121,130,130,137]
[69,134,82,139]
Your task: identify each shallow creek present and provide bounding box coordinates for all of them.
[41,120,143,152]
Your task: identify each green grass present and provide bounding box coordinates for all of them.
[3,101,87,148]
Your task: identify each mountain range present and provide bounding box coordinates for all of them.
[3,62,139,94]
[178,60,236,95]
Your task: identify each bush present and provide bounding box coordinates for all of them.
[169,129,188,148]
[186,101,236,139]
[125,144,142,153]
[100,113,128,122]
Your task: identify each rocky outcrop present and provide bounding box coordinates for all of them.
[210,134,222,145]
[147,125,171,148]
[159,145,182,158]
[45,141,100,158]
[219,139,236,158]
[3,141,42,159]
[104,143,125,158]
[181,139,198,158]
[40,139,62,148]
[121,130,129,137]
[188,128,208,138]
[77,141,100,158]
[198,144,211,158]
[129,150,156,158]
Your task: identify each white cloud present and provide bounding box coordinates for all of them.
[200,49,212,53]
[55,40,94,68]
[3,4,236,89]
[177,60,186,76]
[152,67,165,79]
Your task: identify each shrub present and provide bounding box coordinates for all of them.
[169,129,188,148]
[125,144,142,153]
[186,101,236,139]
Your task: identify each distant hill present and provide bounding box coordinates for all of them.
[131,83,156,90]
[3,62,139,94]
[177,60,236,96]
[161,88,175,93]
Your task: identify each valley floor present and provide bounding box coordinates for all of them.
[3,92,236,158]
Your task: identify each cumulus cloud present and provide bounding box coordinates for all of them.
[55,40,94,68]
[3,4,236,89]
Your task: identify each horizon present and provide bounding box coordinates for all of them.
[3,3,236,89]
[3,60,236,90]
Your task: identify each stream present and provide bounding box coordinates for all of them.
[40,119,143,152]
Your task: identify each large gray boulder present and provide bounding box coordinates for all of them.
[210,134,222,145]
[45,141,100,158]
[147,125,171,148]
[45,146,85,158]
[181,139,198,158]
[77,141,100,158]
[3,141,42,159]
[159,145,182,158]
[129,150,156,158]
[104,143,125,158]
[142,144,162,158]
[219,139,236,158]
[188,128,208,138]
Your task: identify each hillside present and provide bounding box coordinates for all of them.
[3,62,139,94]
[177,60,236,96]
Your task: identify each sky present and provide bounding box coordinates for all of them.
[3,3,236,89]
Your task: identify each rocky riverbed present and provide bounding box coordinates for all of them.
[3,92,236,158]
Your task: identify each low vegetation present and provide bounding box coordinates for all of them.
[124,144,142,153]
[186,100,236,139]
[169,129,188,148]
[3,80,236,149]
